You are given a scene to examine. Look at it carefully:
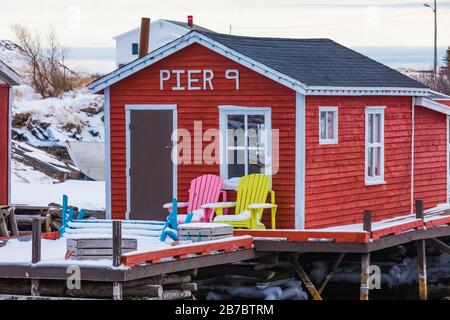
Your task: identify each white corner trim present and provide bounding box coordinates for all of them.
[104,87,112,219]
[411,97,415,212]
[416,97,450,115]
[447,115,450,204]
[7,85,12,205]
[295,92,306,230]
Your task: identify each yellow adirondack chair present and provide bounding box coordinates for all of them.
[202,174,277,229]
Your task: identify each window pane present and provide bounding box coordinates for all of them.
[320,111,326,139]
[227,149,245,178]
[248,115,265,149]
[227,115,245,148]
[327,111,334,139]
[375,114,381,143]
[368,147,373,177]
[248,148,265,175]
[132,43,139,55]
[374,146,380,176]
[368,114,374,143]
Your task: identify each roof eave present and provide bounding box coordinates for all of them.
[0,61,20,86]
[416,97,450,115]
[306,86,430,96]
[88,31,308,94]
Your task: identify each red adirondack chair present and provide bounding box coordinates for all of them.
[163,174,226,223]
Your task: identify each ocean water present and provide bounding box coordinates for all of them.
[64,46,448,75]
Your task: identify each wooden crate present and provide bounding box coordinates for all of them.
[66,238,137,261]
[178,223,233,242]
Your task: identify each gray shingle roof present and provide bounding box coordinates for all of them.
[200,31,427,89]
[164,20,214,33]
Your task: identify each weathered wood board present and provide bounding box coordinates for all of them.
[67,238,137,249]
[67,238,137,261]
[178,223,233,242]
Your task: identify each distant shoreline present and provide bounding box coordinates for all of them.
[63,46,448,74]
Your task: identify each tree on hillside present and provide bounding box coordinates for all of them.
[11,24,79,98]
[443,46,450,76]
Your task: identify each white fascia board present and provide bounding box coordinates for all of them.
[416,97,450,115]
[91,30,431,97]
[307,86,430,96]
[88,31,308,94]
[0,61,20,86]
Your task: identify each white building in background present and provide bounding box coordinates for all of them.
[113,19,212,68]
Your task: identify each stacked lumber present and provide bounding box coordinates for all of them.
[196,255,307,300]
[66,238,137,260]
[0,270,198,300]
[178,223,233,242]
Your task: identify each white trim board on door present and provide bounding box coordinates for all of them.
[124,104,178,220]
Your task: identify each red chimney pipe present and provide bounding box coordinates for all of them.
[187,15,194,28]
[139,17,150,58]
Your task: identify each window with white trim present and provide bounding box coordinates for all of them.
[319,107,338,144]
[365,107,385,185]
[220,107,271,179]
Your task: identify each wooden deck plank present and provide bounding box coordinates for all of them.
[122,236,254,267]
[233,229,370,243]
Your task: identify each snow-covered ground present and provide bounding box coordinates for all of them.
[1,39,107,210]
[12,180,105,210]
[1,39,105,148]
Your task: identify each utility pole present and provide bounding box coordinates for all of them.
[434,0,438,75]
[424,1,438,74]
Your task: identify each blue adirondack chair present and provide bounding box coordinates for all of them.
[59,194,86,238]
[160,198,194,242]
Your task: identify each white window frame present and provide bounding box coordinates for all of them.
[365,106,386,185]
[319,106,338,144]
[219,106,272,180]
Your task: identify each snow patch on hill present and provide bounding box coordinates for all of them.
[1,39,105,148]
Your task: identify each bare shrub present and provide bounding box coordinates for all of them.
[12,24,80,98]
[411,71,450,95]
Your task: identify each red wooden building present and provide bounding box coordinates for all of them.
[89,31,450,229]
[0,61,19,206]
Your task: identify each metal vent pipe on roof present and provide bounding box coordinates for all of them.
[187,15,194,28]
[139,17,150,58]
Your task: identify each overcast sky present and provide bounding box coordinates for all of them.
[1,0,450,47]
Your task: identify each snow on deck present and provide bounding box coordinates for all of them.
[12,180,105,210]
[322,203,450,232]
[0,235,171,269]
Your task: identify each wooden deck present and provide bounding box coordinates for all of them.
[0,203,449,300]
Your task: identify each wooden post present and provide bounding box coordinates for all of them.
[0,209,8,237]
[31,217,41,296]
[113,220,122,267]
[32,218,41,263]
[363,210,372,233]
[360,252,370,300]
[8,207,19,236]
[417,239,428,300]
[288,254,322,300]
[415,200,424,220]
[318,253,345,295]
[112,220,123,300]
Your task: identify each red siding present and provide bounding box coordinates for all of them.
[414,107,447,208]
[0,84,9,205]
[109,44,297,228]
[305,96,414,228]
